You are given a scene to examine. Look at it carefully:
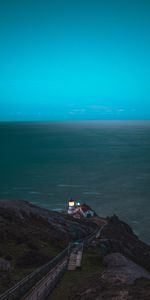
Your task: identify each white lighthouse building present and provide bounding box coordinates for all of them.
[68,198,76,214]
[67,199,95,218]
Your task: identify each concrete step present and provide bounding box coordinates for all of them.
[68,267,76,271]
[67,243,84,271]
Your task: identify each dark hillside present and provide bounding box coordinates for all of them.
[0,199,97,293]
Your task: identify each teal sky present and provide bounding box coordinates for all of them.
[0,0,150,121]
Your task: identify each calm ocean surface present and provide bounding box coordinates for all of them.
[0,121,150,244]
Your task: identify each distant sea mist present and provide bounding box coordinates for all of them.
[0,121,150,244]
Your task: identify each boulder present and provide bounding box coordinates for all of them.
[102,252,150,284]
[0,258,11,271]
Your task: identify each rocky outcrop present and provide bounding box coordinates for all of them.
[0,258,11,271]
[95,215,150,272]
[0,199,97,294]
[76,254,150,300]
[0,200,150,299]
[77,279,150,300]
[102,253,150,284]
[0,199,97,241]
[77,215,150,300]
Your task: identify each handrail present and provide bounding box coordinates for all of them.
[84,227,100,243]
[0,225,103,300]
[0,247,69,300]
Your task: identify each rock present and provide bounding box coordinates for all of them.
[99,215,150,272]
[102,253,150,284]
[96,290,129,300]
[0,199,97,241]
[1,200,150,299]
[0,258,11,271]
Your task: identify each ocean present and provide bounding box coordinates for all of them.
[0,121,150,244]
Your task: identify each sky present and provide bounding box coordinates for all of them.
[0,0,150,121]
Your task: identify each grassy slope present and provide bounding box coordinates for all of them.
[49,247,150,300]
[49,246,104,300]
[0,211,64,294]
[0,203,97,294]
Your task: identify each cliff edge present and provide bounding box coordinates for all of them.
[0,199,150,299]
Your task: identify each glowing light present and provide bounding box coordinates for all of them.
[69,200,75,207]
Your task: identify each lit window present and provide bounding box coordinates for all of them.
[69,201,75,207]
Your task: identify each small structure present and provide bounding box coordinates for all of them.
[67,199,95,218]
[68,242,84,271]
[68,198,76,215]
[80,204,95,218]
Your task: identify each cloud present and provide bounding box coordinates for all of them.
[87,105,113,114]
[88,105,112,112]
[69,108,86,115]
[116,108,125,113]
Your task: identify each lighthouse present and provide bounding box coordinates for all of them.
[68,198,76,214]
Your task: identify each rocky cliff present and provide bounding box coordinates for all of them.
[0,199,150,299]
[0,199,97,293]
[92,215,150,272]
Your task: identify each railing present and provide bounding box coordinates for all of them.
[22,256,68,300]
[0,225,104,300]
[84,227,100,243]
[0,247,71,300]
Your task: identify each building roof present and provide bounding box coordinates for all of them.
[80,204,94,213]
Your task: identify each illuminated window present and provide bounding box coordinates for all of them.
[69,200,75,207]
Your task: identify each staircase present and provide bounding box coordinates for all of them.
[68,242,84,271]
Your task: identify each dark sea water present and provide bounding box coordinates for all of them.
[0,121,150,244]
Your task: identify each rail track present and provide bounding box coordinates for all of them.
[0,224,107,300]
